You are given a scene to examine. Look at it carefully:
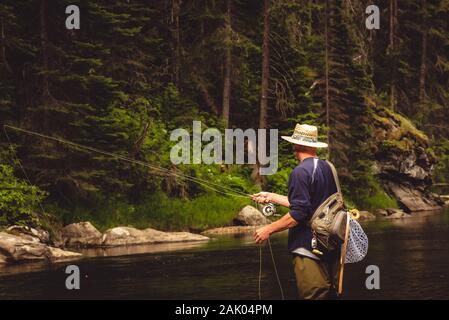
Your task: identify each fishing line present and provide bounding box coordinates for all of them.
[3,125,250,199]
[3,126,47,216]
[253,201,285,300]
[4,124,285,300]
[257,238,285,300]
[268,238,285,300]
[258,244,262,300]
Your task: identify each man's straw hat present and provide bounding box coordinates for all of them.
[281,124,328,148]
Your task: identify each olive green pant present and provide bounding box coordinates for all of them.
[292,255,341,300]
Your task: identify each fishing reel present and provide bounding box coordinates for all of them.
[260,202,277,217]
[348,208,360,220]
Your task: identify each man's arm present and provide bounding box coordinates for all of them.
[254,167,312,244]
[251,192,290,207]
[254,213,298,244]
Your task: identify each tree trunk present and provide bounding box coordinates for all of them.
[1,18,12,74]
[307,0,312,37]
[419,0,428,103]
[253,0,270,186]
[389,0,397,111]
[259,0,270,130]
[40,0,50,102]
[325,0,330,158]
[221,0,232,127]
[130,122,151,159]
[171,0,181,87]
[199,81,220,115]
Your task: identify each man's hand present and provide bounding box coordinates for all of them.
[253,213,299,244]
[251,192,272,204]
[254,225,272,244]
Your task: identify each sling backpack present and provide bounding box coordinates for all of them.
[308,159,347,256]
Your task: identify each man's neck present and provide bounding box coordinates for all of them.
[299,153,317,162]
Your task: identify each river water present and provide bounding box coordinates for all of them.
[1,207,448,300]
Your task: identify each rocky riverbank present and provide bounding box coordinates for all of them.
[0,206,266,264]
[60,222,209,248]
[1,202,446,265]
[0,222,209,265]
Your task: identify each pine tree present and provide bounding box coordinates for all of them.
[323,0,373,195]
[0,2,15,120]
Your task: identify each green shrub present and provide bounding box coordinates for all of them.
[52,191,251,232]
[0,164,47,226]
[266,167,290,195]
[349,173,399,211]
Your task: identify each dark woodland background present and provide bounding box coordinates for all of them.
[0,0,448,232]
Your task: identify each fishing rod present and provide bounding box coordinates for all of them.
[3,125,278,215]
[3,125,253,199]
[3,124,284,299]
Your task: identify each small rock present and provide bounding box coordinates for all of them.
[6,225,50,244]
[386,211,409,219]
[61,222,102,247]
[386,208,402,215]
[374,209,388,217]
[233,205,269,226]
[0,253,7,264]
[48,247,82,261]
[358,211,376,221]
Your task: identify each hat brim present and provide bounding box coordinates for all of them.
[281,136,328,148]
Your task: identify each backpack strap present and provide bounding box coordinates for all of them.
[325,160,342,196]
[311,157,319,185]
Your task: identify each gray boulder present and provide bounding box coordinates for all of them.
[0,231,81,264]
[61,222,102,247]
[202,226,259,237]
[6,225,50,244]
[101,227,209,247]
[384,183,441,212]
[233,205,269,226]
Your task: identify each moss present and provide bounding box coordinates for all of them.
[372,113,392,128]
[370,98,430,147]
[358,190,399,211]
[383,108,429,145]
[349,172,399,211]
[426,147,437,162]
[380,139,411,152]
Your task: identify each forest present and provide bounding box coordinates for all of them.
[0,0,448,233]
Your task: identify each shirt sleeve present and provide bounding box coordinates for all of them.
[288,167,312,223]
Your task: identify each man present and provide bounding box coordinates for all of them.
[252,124,341,300]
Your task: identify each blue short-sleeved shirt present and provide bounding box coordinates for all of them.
[287,157,338,253]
